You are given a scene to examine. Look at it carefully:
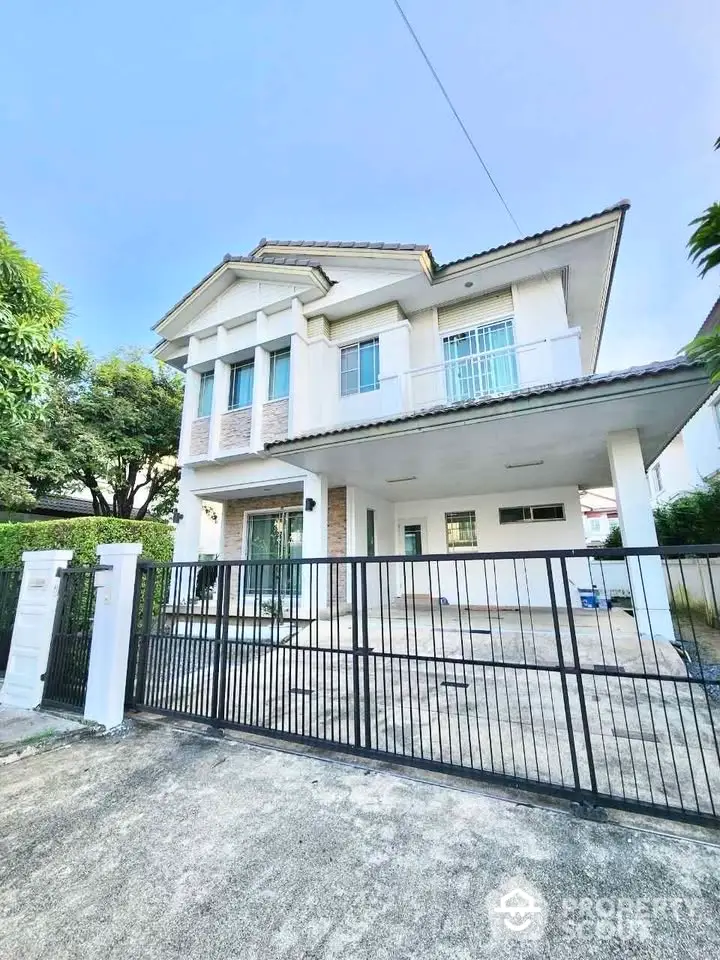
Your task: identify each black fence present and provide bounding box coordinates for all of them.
[0,567,22,673]
[127,546,720,826]
[42,566,101,712]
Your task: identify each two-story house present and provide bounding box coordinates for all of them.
[153,203,712,635]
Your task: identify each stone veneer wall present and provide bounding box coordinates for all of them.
[262,399,289,443]
[220,408,252,449]
[189,418,209,457]
[327,487,347,609]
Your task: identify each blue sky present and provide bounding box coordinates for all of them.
[1,0,718,370]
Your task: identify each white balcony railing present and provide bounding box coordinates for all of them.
[400,327,582,413]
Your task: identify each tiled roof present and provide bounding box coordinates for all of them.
[695,296,720,338]
[250,238,432,256]
[265,355,703,448]
[28,495,146,520]
[435,201,630,271]
[153,255,332,331]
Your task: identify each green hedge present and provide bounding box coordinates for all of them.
[0,517,173,567]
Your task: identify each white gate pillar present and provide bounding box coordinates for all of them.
[607,429,675,640]
[302,472,329,614]
[0,550,74,709]
[84,543,143,729]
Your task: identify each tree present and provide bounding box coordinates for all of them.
[39,352,183,519]
[0,221,86,508]
[0,220,85,419]
[688,136,720,279]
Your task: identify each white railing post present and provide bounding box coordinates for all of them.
[83,543,143,729]
[0,550,74,709]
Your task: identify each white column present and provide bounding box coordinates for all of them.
[607,429,675,640]
[172,468,203,564]
[250,344,270,451]
[179,368,201,465]
[208,357,231,459]
[84,543,142,730]
[0,550,74,709]
[302,472,328,613]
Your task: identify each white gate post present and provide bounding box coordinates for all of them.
[84,543,143,729]
[0,550,74,709]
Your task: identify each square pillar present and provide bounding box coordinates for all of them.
[250,343,270,451]
[0,550,74,709]
[208,356,231,459]
[84,543,143,729]
[179,368,201,465]
[302,472,328,613]
[607,429,675,640]
[171,469,204,604]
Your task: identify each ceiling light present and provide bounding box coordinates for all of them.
[505,460,545,469]
[464,281,474,288]
[385,476,417,483]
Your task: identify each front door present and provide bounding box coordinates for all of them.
[403,523,423,556]
[246,509,303,594]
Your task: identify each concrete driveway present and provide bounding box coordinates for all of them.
[1,720,719,959]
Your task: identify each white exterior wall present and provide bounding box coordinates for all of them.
[649,389,720,506]
[384,485,586,608]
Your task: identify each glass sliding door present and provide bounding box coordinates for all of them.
[246,509,303,595]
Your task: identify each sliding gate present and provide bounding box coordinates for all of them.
[127,549,720,827]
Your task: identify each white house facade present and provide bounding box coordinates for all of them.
[153,203,713,627]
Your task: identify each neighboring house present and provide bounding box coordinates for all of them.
[152,202,713,612]
[647,298,720,507]
[0,495,148,524]
[580,490,618,546]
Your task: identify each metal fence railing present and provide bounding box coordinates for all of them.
[0,567,22,673]
[127,546,720,827]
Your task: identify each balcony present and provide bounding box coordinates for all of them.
[397,327,582,415]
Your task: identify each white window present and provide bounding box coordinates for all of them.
[443,319,518,402]
[498,503,565,524]
[340,338,380,396]
[651,463,663,494]
[588,518,602,534]
[228,361,254,410]
[197,371,214,418]
[268,348,290,400]
[445,511,477,549]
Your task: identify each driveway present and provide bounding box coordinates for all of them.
[1,720,719,959]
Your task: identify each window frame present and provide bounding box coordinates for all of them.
[268,347,291,401]
[340,337,380,397]
[228,360,255,411]
[442,317,519,401]
[651,463,663,494]
[445,510,478,550]
[498,503,566,525]
[197,370,215,418]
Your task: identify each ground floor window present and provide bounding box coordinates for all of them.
[246,509,302,593]
[403,524,423,555]
[445,510,477,550]
[498,503,565,524]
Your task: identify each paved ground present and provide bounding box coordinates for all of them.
[1,719,719,959]
[0,704,84,750]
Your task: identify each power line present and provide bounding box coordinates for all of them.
[391,0,523,236]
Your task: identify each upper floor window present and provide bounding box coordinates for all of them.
[443,319,518,402]
[651,463,663,494]
[340,338,380,397]
[588,517,602,534]
[268,348,291,400]
[229,361,254,410]
[197,371,214,418]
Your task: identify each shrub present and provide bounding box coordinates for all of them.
[0,517,173,567]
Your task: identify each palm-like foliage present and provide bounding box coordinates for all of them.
[687,136,720,278]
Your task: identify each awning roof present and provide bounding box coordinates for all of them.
[264,358,713,501]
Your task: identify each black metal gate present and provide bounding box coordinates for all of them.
[42,566,100,712]
[127,548,720,827]
[0,567,22,673]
